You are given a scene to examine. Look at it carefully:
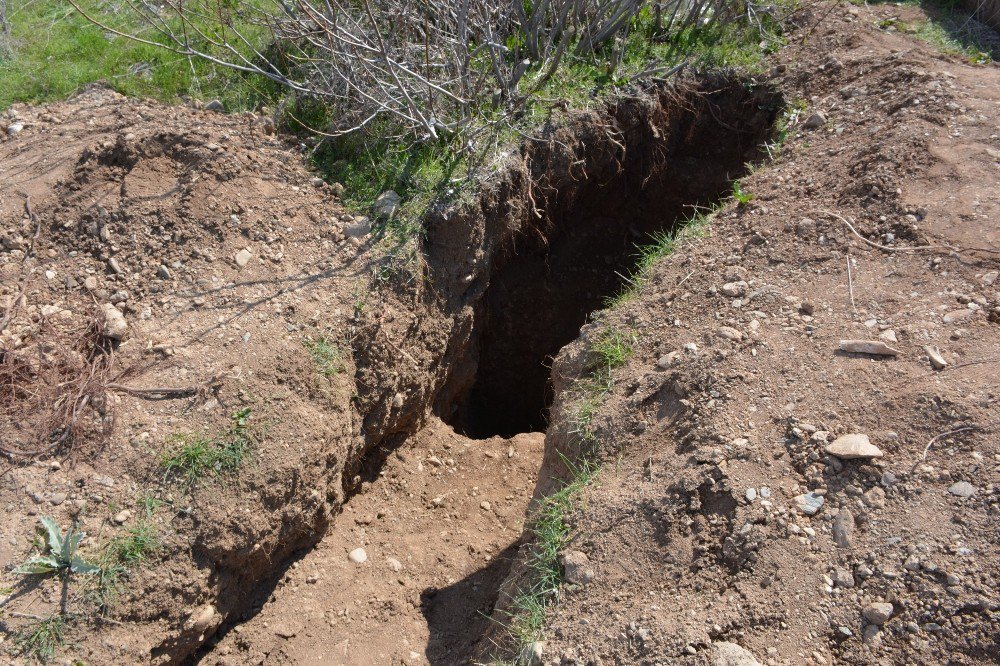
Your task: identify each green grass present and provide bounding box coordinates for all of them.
[501,456,599,657]
[0,0,280,110]
[304,335,346,377]
[605,208,714,309]
[87,498,161,611]
[587,327,636,375]
[866,0,995,63]
[13,614,65,664]
[161,407,255,486]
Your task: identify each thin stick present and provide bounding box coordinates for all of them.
[922,426,978,460]
[105,383,199,398]
[810,209,1000,255]
[846,253,856,312]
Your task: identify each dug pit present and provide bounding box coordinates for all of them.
[430,76,782,441]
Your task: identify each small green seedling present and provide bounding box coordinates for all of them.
[732,181,755,205]
[15,516,100,576]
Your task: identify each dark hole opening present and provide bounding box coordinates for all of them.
[441,81,781,439]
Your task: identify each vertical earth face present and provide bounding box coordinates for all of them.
[2,2,1000,665]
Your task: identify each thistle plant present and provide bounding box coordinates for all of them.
[15,516,100,577]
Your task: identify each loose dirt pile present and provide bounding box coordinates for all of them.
[513,4,1000,666]
[1,88,376,663]
[0,2,998,665]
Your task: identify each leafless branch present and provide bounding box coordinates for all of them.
[67,0,755,143]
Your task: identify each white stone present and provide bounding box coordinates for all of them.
[825,433,884,460]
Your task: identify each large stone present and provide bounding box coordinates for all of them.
[372,190,401,218]
[948,481,977,498]
[235,248,254,268]
[793,492,824,515]
[348,547,368,564]
[183,604,219,636]
[943,308,975,324]
[863,602,893,625]
[825,434,883,460]
[833,508,855,548]
[98,303,128,339]
[521,641,545,666]
[559,550,595,585]
[713,641,762,666]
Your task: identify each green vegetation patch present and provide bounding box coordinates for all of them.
[88,496,162,611]
[304,335,346,377]
[501,456,599,656]
[868,0,995,63]
[0,0,280,110]
[161,407,256,486]
[12,613,65,664]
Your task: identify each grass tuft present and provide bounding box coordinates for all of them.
[0,0,279,110]
[304,335,346,377]
[13,614,65,664]
[502,456,599,653]
[606,208,714,309]
[161,408,255,486]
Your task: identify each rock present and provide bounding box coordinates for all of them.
[273,624,297,638]
[803,112,827,129]
[480,501,492,511]
[98,303,128,339]
[948,481,977,498]
[6,123,24,136]
[863,486,886,509]
[157,264,172,280]
[863,602,893,625]
[386,557,403,572]
[107,257,123,274]
[924,345,948,370]
[838,339,900,356]
[521,641,545,666]
[713,641,762,666]
[833,508,855,548]
[832,567,855,588]
[234,248,254,268]
[348,547,368,564]
[656,352,678,369]
[83,276,99,291]
[862,624,882,646]
[720,281,748,297]
[344,216,371,239]
[205,99,225,112]
[184,604,219,635]
[981,270,998,286]
[559,550,595,585]
[372,190,401,218]
[943,308,975,324]
[793,492,824,515]
[878,329,897,344]
[113,509,132,524]
[717,326,742,341]
[49,492,67,506]
[825,433,883,460]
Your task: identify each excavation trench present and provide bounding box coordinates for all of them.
[197,77,780,664]
[429,77,782,442]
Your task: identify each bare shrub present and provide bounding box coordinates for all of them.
[69,0,751,142]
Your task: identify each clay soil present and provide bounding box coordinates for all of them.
[1,2,999,665]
